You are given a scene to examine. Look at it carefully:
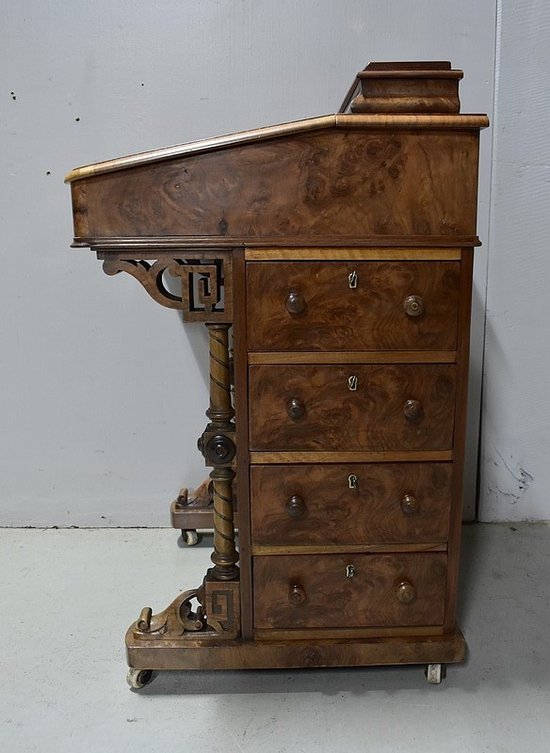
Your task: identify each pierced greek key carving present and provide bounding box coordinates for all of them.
[132,576,240,643]
[102,254,232,322]
[202,577,241,634]
[170,261,220,318]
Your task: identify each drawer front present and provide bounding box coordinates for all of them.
[249,364,456,451]
[246,261,460,352]
[253,553,447,629]
[250,463,452,546]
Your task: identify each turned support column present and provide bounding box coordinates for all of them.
[201,323,239,581]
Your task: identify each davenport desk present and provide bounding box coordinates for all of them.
[66,62,488,687]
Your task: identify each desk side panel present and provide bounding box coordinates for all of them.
[71,129,480,242]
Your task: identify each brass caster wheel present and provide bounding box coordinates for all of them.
[425,663,446,685]
[179,529,200,546]
[126,668,154,690]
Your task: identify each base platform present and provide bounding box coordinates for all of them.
[126,628,466,672]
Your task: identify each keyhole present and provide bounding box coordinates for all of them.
[348,270,358,289]
[348,474,358,489]
[346,564,356,579]
[348,375,358,391]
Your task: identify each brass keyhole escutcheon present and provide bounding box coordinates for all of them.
[348,270,358,289]
[348,474,358,489]
[346,564,356,579]
[348,375,358,391]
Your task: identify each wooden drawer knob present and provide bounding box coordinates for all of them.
[286,291,306,315]
[289,584,307,605]
[404,294,424,317]
[401,494,419,515]
[286,494,306,518]
[287,397,306,420]
[403,398,423,421]
[395,580,417,604]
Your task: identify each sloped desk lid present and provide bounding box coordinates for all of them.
[66,61,488,247]
[65,112,488,184]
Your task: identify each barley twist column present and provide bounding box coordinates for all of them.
[203,323,239,581]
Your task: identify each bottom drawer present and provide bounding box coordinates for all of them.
[253,553,446,629]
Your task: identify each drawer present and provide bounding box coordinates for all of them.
[246,261,460,352]
[253,553,447,629]
[250,463,452,547]
[249,364,456,451]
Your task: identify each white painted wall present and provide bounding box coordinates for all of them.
[0,0,496,526]
[478,0,550,521]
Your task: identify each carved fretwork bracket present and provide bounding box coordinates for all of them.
[109,251,241,650]
[131,572,240,643]
[101,252,233,322]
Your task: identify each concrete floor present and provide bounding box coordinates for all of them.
[1,522,549,752]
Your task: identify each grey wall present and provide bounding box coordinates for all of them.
[1,0,496,526]
[478,0,550,521]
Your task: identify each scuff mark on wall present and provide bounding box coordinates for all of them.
[487,448,534,505]
[496,448,534,491]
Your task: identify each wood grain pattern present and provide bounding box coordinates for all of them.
[66,116,336,182]
[253,553,447,629]
[83,234,480,250]
[248,351,456,365]
[71,129,481,241]
[250,463,452,547]
[252,543,447,555]
[445,248,475,630]
[247,261,460,351]
[65,113,488,184]
[126,628,467,671]
[336,114,488,129]
[249,450,453,463]
[249,364,456,451]
[253,625,445,641]
[244,248,462,260]
[351,63,462,114]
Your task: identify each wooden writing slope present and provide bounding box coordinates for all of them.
[66,62,488,688]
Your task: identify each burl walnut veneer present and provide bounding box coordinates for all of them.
[66,61,488,688]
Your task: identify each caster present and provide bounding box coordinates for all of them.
[425,663,446,685]
[126,668,154,690]
[177,529,200,547]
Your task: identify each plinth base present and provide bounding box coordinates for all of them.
[126,628,466,672]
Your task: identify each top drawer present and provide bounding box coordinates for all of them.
[246,261,460,352]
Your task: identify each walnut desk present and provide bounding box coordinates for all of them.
[66,62,488,688]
